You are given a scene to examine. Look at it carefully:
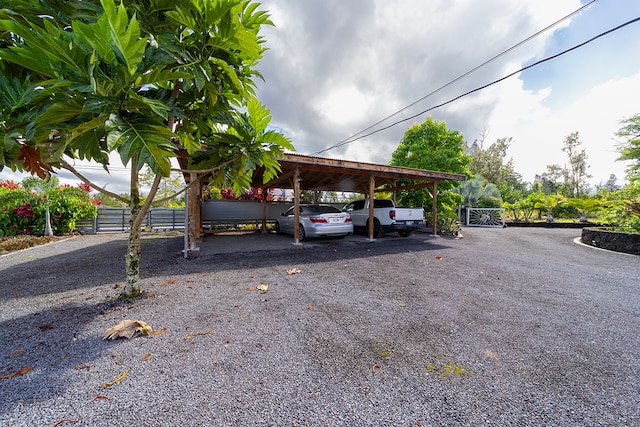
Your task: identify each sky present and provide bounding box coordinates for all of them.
[1,0,639,194]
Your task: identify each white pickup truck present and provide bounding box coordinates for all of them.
[342,199,425,237]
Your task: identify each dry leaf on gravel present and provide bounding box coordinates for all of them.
[102,320,153,340]
[75,365,91,371]
[92,395,110,402]
[153,327,168,336]
[257,283,268,291]
[9,349,26,356]
[101,371,128,387]
[52,418,80,427]
[372,364,381,373]
[286,268,301,275]
[142,354,153,361]
[0,366,33,379]
[161,279,176,285]
[484,349,501,360]
[184,329,213,341]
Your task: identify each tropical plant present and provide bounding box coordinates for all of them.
[566,197,601,222]
[0,0,292,297]
[455,176,502,208]
[390,116,471,216]
[22,176,59,236]
[0,180,96,236]
[615,114,640,181]
[533,194,565,221]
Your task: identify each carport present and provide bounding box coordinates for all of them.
[182,153,466,251]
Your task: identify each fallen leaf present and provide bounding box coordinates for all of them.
[101,371,128,387]
[435,256,442,260]
[484,349,501,361]
[0,366,33,379]
[92,395,110,402]
[40,324,55,331]
[238,314,249,319]
[161,279,176,285]
[372,364,381,373]
[286,268,301,275]
[9,349,26,356]
[52,418,81,427]
[142,354,153,361]
[100,307,117,315]
[102,320,153,340]
[75,365,91,371]
[307,304,313,310]
[184,329,213,341]
[245,287,257,291]
[257,283,268,292]
[153,327,168,336]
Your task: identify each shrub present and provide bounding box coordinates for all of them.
[0,180,97,236]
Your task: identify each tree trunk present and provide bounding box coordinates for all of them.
[44,196,53,236]
[123,164,143,298]
[121,163,163,298]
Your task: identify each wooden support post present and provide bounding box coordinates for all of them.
[185,172,201,255]
[261,188,267,233]
[431,181,438,236]
[368,174,375,240]
[293,166,301,244]
[392,180,397,205]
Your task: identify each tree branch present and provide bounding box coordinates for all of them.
[132,173,162,232]
[153,153,245,204]
[59,158,129,203]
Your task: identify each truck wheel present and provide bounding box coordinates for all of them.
[398,230,412,237]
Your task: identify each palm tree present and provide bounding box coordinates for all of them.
[456,177,502,208]
[534,194,565,222]
[22,176,59,236]
[567,197,601,223]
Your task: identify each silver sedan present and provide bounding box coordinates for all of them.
[275,204,353,241]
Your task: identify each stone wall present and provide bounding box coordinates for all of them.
[581,227,640,255]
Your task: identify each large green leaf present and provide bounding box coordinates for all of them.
[99,0,147,76]
[105,113,175,175]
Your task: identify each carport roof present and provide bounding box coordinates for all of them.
[249,153,467,193]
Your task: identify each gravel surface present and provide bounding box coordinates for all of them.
[0,227,638,426]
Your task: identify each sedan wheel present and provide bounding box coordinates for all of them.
[299,225,306,242]
[275,221,282,234]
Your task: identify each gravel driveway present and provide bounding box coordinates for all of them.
[0,227,638,426]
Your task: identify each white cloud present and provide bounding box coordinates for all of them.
[488,72,640,186]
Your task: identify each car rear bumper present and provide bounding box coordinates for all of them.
[306,223,354,237]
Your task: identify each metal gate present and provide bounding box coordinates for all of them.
[466,208,505,227]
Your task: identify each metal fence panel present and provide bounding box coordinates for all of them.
[76,207,185,233]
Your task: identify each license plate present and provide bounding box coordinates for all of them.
[330,218,341,223]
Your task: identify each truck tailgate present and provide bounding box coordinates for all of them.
[394,208,424,221]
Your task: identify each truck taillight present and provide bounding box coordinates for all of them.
[389,210,395,220]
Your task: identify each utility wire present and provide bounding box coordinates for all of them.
[312,0,598,156]
[314,15,639,155]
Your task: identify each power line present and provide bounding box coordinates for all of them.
[313,0,599,156]
[315,14,640,155]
